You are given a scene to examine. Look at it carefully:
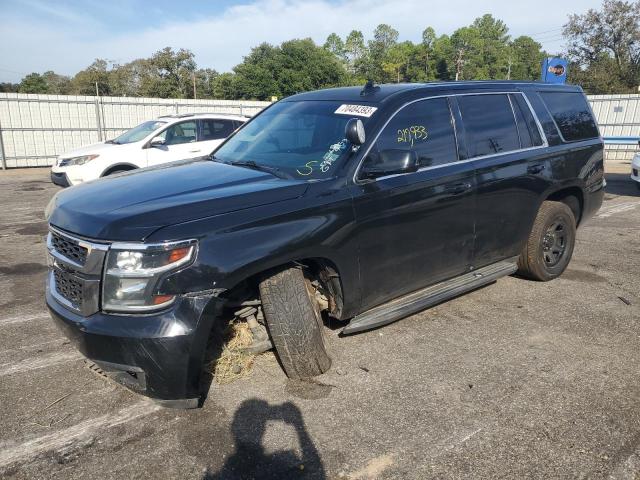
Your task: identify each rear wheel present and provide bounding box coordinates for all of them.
[517,201,576,281]
[259,267,331,379]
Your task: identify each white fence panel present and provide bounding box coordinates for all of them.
[0,93,270,168]
[587,94,640,161]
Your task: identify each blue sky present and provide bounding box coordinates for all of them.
[0,0,602,83]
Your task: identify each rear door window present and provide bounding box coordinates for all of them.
[510,94,543,148]
[372,97,458,168]
[539,91,599,142]
[200,119,235,140]
[458,94,520,157]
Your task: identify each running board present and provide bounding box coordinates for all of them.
[342,258,519,335]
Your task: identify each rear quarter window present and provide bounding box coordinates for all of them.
[539,92,599,142]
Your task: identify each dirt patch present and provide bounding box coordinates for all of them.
[285,378,334,400]
[15,222,49,236]
[20,186,45,191]
[0,262,47,275]
[562,269,606,284]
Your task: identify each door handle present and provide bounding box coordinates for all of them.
[189,149,202,153]
[527,164,545,175]
[444,182,472,194]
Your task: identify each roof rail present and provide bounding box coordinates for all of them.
[158,113,196,119]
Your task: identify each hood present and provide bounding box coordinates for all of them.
[47,159,308,241]
[59,142,123,159]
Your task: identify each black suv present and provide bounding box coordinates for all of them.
[45,81,604,408]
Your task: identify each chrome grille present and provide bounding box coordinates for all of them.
[53,268,83,307]
[47,227,109,316]
[50,231,88,265]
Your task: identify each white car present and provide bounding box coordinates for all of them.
[632,152,640,190]
[50,113,247,186]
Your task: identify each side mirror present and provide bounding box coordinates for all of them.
[345,118,365,145]
[361,149,419,179]
[149,136,165,147]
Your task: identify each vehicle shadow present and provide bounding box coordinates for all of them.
[202,399,326,480]
[605,172,638,197]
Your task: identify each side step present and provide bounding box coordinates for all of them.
[342,258,519,335]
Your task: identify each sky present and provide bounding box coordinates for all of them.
[0,0,603,83]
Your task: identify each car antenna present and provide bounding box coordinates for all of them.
[360,79,380,96]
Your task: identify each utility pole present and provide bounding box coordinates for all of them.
[506,56,513,80]
[192,72,197,100]
[455,48,465,81]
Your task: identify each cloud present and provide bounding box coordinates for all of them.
[0,0,599,82]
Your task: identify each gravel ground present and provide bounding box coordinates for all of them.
[0,163,638,479]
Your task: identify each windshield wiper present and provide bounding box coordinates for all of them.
[105,139,120,144]
[227,160,290,179]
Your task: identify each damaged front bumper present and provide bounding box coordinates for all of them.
[46,288,223,408]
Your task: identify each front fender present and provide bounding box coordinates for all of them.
[148,180,362,318]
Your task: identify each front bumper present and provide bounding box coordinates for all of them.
[50,171,71,187]
[46,286,222,407]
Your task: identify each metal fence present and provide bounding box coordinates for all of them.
[0,93,271,169]
[588,94,640,160]
[0,92,638,169]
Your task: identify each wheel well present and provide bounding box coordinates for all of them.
[102,164,137,177]
[220,258,345,319]
[546,187,584,225]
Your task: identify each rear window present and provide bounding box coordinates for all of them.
[539,92,599,142]
[458,94,520,157]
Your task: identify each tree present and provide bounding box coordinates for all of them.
[0,82,18,93]
[72,59,112,95]
[368,24,399,81]
[382,42,414,82]
[421,27,437,80]
[141,47,197,98]
[564,0,640,92]
[18,73,49,93]
[230,38,347,100]
[508,36,544,80]
[324,33,346,62]
[345,30,367,77]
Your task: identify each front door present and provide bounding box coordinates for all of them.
[351,97,476,311]
[146,120,200,167]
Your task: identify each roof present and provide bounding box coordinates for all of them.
[284,81,583,104]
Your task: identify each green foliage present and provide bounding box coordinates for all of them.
[18,73,50,93]
[230,38,347,100]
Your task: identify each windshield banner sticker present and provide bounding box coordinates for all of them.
[334,104,378,117]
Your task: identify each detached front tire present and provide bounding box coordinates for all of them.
[517,200,576,281]
[259,267,331,379]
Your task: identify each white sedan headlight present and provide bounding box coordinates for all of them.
[102,240,197,312]
[60,154,99,167]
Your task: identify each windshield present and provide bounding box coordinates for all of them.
[213,101,372,180]
[111,120,167,144]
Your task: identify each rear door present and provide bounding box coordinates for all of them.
[146,120,200,167]
[351,97,476,311]
[199,118,237,155]
[457,92,549,268]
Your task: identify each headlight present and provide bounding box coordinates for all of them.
[60,154,99,166]
[102,239,197,312]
